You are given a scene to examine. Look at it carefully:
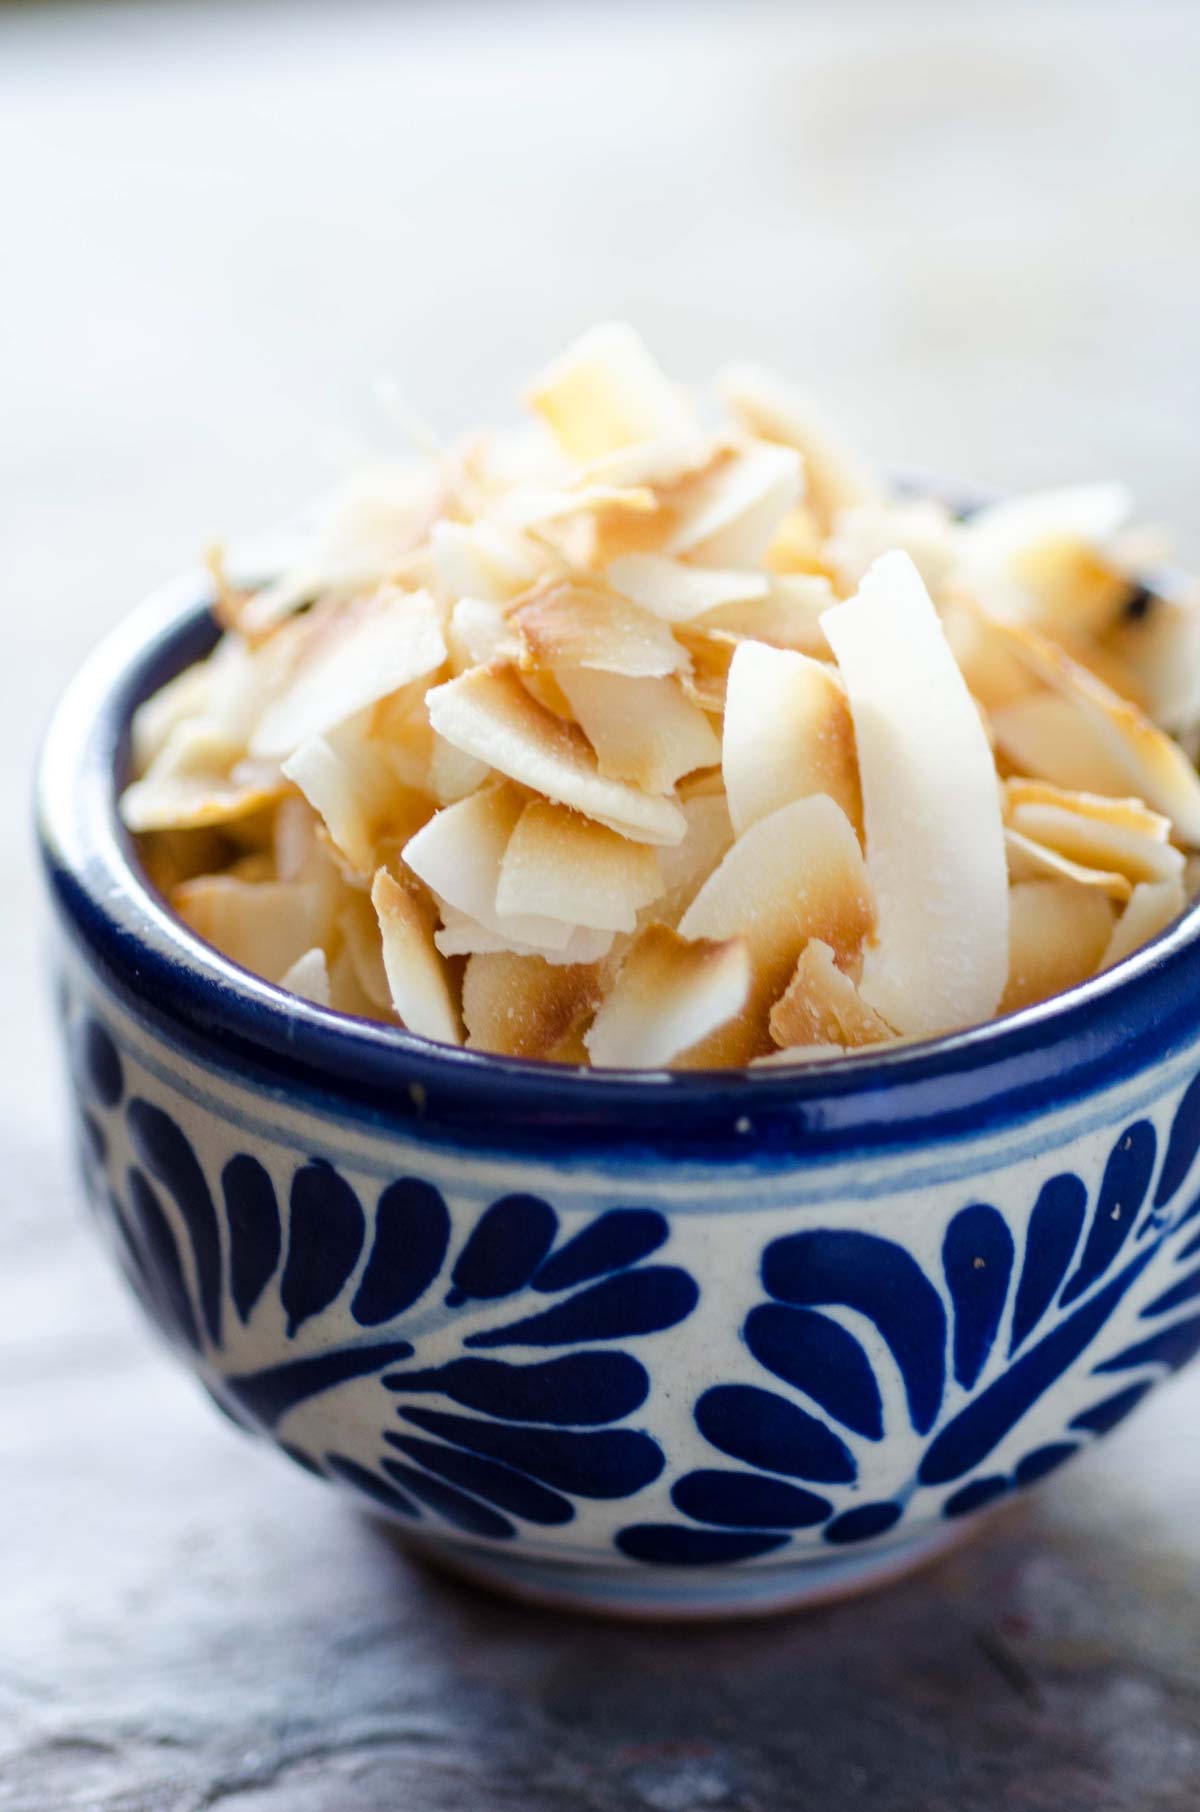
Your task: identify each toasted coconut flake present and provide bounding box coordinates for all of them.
[498,483,658,531]
[956,484,1132,625]
[557,669,720,794]
[696,573,835,655]
[173,873,339,982]
[606,553,767,623]
[652,794,735,927]
[251,588,446,760]
[821,552,1009,1036]
[327,942,393,1022]
[827,498,960,598]
[282,718,432,879]
[769,939,894,1050]
[1000,880,1117,1011]
[719,365,882,530]
[429,734,490,804]
[432,518,542,604]
[121,730,288,834]
[526,322,697,463]
[1003,780,1181,888]
[462,951,604,1059]
[1099,876,1186,972]
[581,432,728,491]
[426,663,686,845]
[1103,580,1200,733]
[677,794,874,1063]
[371,868,462,1045]
[402,783,573,949]
[278,946,332,1007]
[446,596,518,672]
[585,923,750,1068]
[752,1043,851,1067]
[1004,828,1131,901]
[433,907,613,965]
[338,894,392,1008]
[514,579,687,678]
[497,799,662,933]
[723,640,861,837]
[990,692,1132,793]
[984,615,1200,841]
[666,443,802,568]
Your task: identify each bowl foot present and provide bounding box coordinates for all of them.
[402,1522,975,1622]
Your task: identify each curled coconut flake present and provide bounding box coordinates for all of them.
[462,951,605,1059]
[695,574,835,656]
[513,579,688,678]
[677,793,874,1064]
[722,639,861,837]
[984,615,1200,842]
[1005,828,1131,902]
[955,484,1132,626]
[1099,876,1187,973]
[557,669,720,794]
[1003,782,1181,889]
[606,553,768,623]
[121,729,288,834]
[666,442,802,568]
[1001,880,1117,1012]
[173,873,340,984]
[497,798,662,933]
[526,322,698,464]
[651,794,735,928]
[827,498,960,599]
[426,663,687,845]
[768,939,893,1051]
[585,923,751,1069]
[446,596,518,673]
[250,587,447,760]
[278,946,332,1008]
[371,868,462,1045]
[402,783,575,950]
[821,551,1009,1037]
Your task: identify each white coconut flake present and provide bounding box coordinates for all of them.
[585,924,751,1069]
[722,640,861,836]
[821,551,1009,1036]
[278,946,332,1008]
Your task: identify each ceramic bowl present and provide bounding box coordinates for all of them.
[37,559,1200,1620]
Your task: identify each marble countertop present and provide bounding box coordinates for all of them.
[4,2,1199,1806]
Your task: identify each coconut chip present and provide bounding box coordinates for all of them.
[527,322,697,463]
[606,552,768,623]
[497,798,662,933]
[585,923,751,1068]
[821,551,1009,1037]
[677,794,874,1063]
[371,867,462,1045]
[722,639,861,837]
[768,939,894,1050]
[426,662,687,845]
[513,579,688,678]
[278,946,332,1008]
[556,668,720,794]
[1099,876,1186,973]
[1001,880,1118,1011]
[462,950,605,1059]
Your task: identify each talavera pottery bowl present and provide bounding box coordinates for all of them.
[37,554,1200,1620]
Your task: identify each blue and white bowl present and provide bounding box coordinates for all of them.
[37,562,1200,1619]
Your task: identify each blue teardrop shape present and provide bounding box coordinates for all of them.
[1139,1266,1200,1319]
[451,1194,557,1301]
[1059,1121,1155,1307]
[127,1099,223,1345]
[381,1459,515,1539]
[222,1155,281,1324]
[744,1303,883,1439]
[400,1406,664,1497]
[281,1161,366,1336]
[942,1476,1009,1519]
[80,1018,123,1108]
[1009,1174,1086,1355]
[1093,1314,1200,1377]
[762,1229,946,1435]
[671,1468,831,1529]
[533,1209,668,1292]
[616,1526,789,1566]
[1070,1382,1152,1436]
[464,1267,698,1349]
[125,1165,201,1351]
[385,1433,574,1525]
[943,1204,1014,1388]
[352,1177,450,1326]
[325,1454,420,1518]
[1013,1443,1077,1487]
[1155,1071,1200,1208]
[696,1384,856,1484]
[386,1351,649,1424]
[823,1502,902,1545]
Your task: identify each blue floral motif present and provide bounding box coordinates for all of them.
[72,1022,698,1546]
[618,1081,1200,1566]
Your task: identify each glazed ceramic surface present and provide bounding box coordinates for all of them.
[38,570,1200,1617]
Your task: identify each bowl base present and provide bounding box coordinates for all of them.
[402,1522,974,1622]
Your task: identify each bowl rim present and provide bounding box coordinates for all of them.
[35,538,1200,1155]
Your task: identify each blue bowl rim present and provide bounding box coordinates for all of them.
[35,542,1200,1157]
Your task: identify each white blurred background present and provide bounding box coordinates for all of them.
[4,0,1200,1132]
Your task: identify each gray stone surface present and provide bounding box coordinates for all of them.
[4,2,1200,1807]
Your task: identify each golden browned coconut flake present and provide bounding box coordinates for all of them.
[119,326,1200,1064]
